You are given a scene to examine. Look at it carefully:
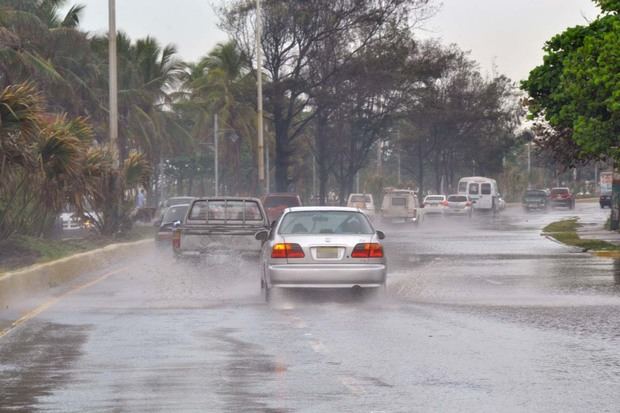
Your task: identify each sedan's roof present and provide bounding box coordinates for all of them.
[285,206,362,213]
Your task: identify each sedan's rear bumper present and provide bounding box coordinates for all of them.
[444,208,471,215]
[267,263,386,288]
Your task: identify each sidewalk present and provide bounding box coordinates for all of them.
[577,221,620,246]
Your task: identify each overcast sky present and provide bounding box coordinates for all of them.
[65,0,601,82]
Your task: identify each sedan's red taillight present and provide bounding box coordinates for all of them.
[441,200,449,206]
[172,229,181,249]
[352,243,384,258]
[271,243,305,259]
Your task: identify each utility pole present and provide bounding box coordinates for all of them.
[214,114,219,196]
[265,141,270,193]
[256,0,265,194]
[397,129,401,185]
[108,0,118,167]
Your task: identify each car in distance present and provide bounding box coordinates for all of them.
[549,187,575,209]
[256,207,387,301]
[346,193,376,220]
[443,194,473,218]
[600,192,612,208]
[380,189,422,225]
[522,189,549,211]
[155,203,190,246]
[262,193,303,224]
[422,195,447,216]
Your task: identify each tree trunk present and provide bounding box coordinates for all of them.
[274,113,291,192]
[417,140,425,195]
[315,110,330,206]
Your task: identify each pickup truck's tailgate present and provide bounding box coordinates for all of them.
[182,232,259,253]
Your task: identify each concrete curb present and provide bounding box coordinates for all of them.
[593,250,620,259]
[0,239,153,307]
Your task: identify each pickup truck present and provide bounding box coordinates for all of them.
[172,197,269,261]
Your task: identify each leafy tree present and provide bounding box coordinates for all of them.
[522,3,620,164]
[220,0,433,192]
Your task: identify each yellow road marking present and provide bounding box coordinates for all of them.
[0,267,126,339]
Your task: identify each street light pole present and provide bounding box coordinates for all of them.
[397,128,401,185]
[256,0,265,193]
[214,114,219,196]
[108,0,118,168]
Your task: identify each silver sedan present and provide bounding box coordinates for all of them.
[255,207,387,301]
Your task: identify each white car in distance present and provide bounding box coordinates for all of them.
[346,193,376,220]
[422,195,447,216]
[443,194,474,218]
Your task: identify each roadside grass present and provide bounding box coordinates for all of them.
[543,218,620,252]
[0,225,155,273]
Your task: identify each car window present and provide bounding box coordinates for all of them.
[448,195,468,202]
[391,197,407,207]
[425,196,444,201]
[188,200,263,222]
[162,205,188,224]
[279,211,373,234]
[551,188,569,195]
[469,183,479,195]
[350,195,371,203]
[481,183,491,195]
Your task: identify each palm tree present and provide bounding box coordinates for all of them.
[178,41,256,194]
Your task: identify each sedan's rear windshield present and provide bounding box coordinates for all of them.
[425,196,445,201]
[350,195,372,203]
[448,195,468,202]
[279,211,373,235]
[551,188,569,195]
[188,200,263,222]
[263,196,301,208]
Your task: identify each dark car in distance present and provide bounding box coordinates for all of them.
[549,187,575,209]
[156,203,190,246]
[600,193,612,208]
[522,189,549,211]
[262,193,303,224]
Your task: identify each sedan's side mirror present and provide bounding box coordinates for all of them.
[255,230,269,241]
[376,230,386,240]
[172,220,181,228]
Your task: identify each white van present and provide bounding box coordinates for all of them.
[381,189,422,225]
[457,177,502,212]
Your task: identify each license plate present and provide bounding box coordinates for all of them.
[317,247,339,259]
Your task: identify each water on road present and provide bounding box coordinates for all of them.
[1,202,619,412]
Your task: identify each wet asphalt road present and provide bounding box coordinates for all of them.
[1,201,619,412]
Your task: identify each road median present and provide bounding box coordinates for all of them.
[0,239,153,307]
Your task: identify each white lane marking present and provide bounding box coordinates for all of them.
[483,278,504,285]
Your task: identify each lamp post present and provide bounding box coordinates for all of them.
[108,0,118,168]
[256,0,265,193]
